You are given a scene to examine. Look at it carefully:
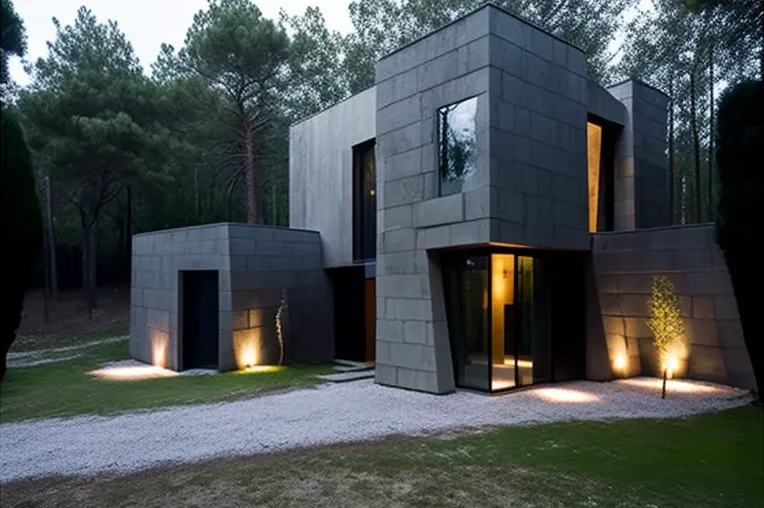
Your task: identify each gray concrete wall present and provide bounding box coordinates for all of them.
[374,5,495,394]
[487,8,591,250]
[607,80,670,230]
[587,79,627,126]
[131,224,231,371]
[228,224,332,368]
[589,224,756,390]
[130,223,331,372]
[289,87,377,268]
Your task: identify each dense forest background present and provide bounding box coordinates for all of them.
[2,0,762,313]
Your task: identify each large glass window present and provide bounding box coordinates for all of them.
[353,140,376,262]
[443,250,552,392]
[438,97,478,196]
[442,255,490,391]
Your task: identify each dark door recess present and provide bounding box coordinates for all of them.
[182,270,219,369]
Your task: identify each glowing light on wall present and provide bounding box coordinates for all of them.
[587,122,603,233]
[532,387,600,403]
[151,329,169,368]
[234,328,263,369]
[613,353,628,372]
[663,355,680,378]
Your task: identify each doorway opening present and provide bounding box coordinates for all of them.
[181,270,219,370]
[442,249,584,392]
[329,267,375,364]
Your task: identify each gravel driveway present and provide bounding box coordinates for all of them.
[0,378,752,482]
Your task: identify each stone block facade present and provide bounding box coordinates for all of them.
[130,223,331,371]
[607,81,670,230]
[590,224,755,389]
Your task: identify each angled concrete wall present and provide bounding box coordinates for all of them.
[487,7,590,250]
[289,87,377,268]
[589,224,755,390]
[607,80,670,230]
[130,223,331,371]
[374,5,495,394]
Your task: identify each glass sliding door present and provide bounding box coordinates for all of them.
[443,255,490,391]
[491,254,515,391]
[443,250,552,392]
[515,256,535,386]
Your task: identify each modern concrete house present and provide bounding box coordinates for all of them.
[130,3,756,393]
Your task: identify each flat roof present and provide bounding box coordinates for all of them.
[379,2,585,62]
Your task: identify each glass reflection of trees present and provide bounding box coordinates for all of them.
[438,97,478,196]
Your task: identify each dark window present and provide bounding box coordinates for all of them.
[353,139,376,262]
[438,97,478,196]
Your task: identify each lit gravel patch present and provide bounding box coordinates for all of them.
[0,377,752,482]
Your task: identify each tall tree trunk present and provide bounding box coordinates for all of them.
[708,43,715,222]
[241,102,260,225]
[668,74,675,224]
[125,185,132,282]
[271,183,277,225]
[81,218,97,319]
[44,172,58,301]
[690,69,701,223]
[193,166,200,222]
[42,222,50,324]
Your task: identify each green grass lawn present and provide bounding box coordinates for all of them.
[2,406,761,508]
[0,340,333,422]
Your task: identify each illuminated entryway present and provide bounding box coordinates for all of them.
[442,250,585,393]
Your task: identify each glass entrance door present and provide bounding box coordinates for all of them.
[443,251,551,392]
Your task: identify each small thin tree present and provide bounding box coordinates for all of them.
[646,275,686,398]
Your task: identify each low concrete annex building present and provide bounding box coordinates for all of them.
[131,3,756,392]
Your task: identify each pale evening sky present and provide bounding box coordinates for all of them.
[8,0,355,86]
[9,0,654,87]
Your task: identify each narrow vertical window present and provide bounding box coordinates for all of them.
[438,97,478,196]
[353,139,376,262]
[587,122,603,233]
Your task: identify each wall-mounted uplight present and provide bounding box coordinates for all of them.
[613,353,627,372]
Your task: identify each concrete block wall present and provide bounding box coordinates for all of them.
[130,223,331,372]
[590,224,756,390]
[607,80,670,230]
[289,87,377,268]
[131,224,231,371]
[374,5,498,394]
[487,7,590,250]
[227,224,331,369]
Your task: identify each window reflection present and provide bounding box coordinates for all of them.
[438,97,478,196]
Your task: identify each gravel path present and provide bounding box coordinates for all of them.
[0,378,752,482]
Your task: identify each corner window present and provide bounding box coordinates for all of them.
[438,97,478,196]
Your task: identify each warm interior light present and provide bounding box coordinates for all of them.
[89,364,178,381]
[492,254,515,366]
[503,358,534,369]
[587,122,602,233]
[618,378,721,393]
[531,387,600,403]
